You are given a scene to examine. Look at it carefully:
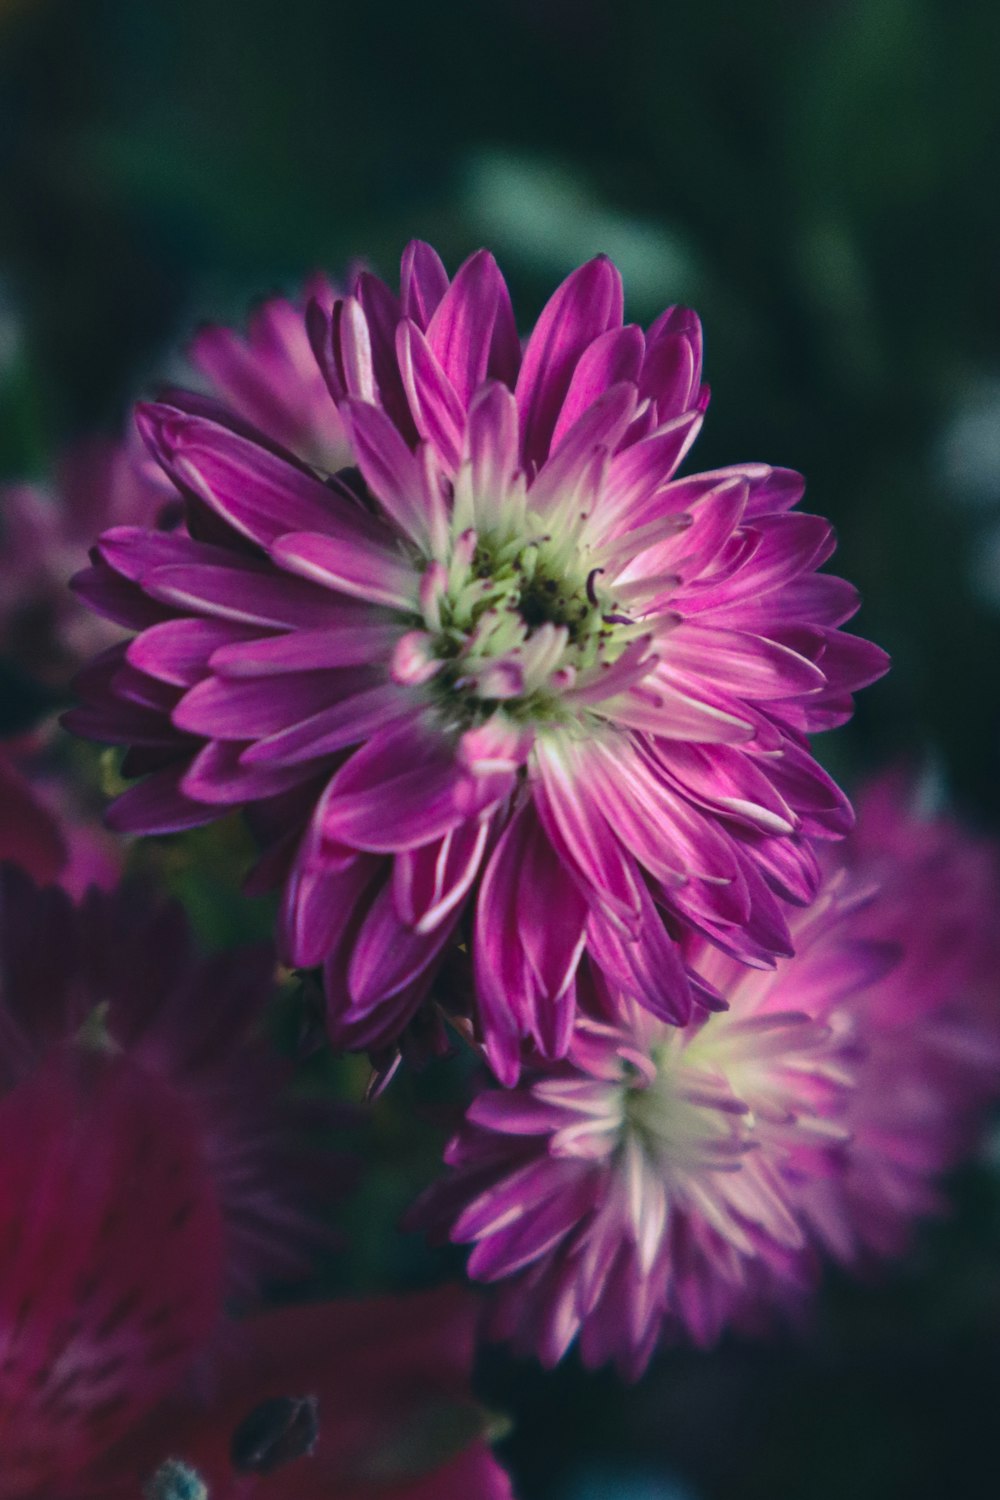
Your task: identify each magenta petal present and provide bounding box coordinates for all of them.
[173,670,339,739]
[182,740,309,804]
[587,878,693,1025]
[473,809,540,1073]
[735,827,820,907]
[518,825,588,1005]
[332,295,377,403]
[393,818,491,933]
[680,513,840,617]
[270,529,418,611]
[426,249,508,407]
[96,524,222,582]
[209,620,397,676]
[396,320,466,472]
[340,280,414,448]
[605,671,755,745]
[240,682,410,767]
[599,412,705,531]
[320,720,469,852]
[453,1154,581,1241]
[110,659,182,713]
[60,703,170,752]
[400,239,450,329]
[343,398,448,552]
[107,764,219,834]
[581,737,739,886]
[529,383,639,517]
[306,296,344,402]
[515,256,625,466]
[70,562,174,631]
[663,625,826,701]
[764,739,854,839]
[127,618,260,687]
[466,1174,591,1279]
[143,558,347,630]
[467,1090,572,1137]
[533,739,641,924]
[279,850,381,968]
[137,406,356,548]
[187,300,343,469]
[348,878,458,1005]
[739,464,806,517]
[650,739,797,836]
[550,325,645,450]
[639,308,703,421]
[813,630,891,696]
[756,573,861,629]
[325,969,433,1053]
[466,382,521,501]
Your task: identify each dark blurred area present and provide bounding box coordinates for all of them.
[1,1,998,1495]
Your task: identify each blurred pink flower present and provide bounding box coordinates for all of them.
[412,773,1000,1375]
[0,865,350,1495]
[5,866,336,1278]
[75,1287,513,1500]
[68,243,886,1079]
[798,771,1000,1264]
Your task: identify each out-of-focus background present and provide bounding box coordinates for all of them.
[1,2,998,1496]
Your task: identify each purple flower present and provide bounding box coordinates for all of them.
[68,243,887,1081]
[410,774,1000,1376]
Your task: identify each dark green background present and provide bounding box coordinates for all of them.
[1,2,999,1495]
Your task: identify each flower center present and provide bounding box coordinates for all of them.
[405,520,650,733]
[620,1039,751,1176]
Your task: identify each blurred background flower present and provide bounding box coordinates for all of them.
[1,1,999,1496]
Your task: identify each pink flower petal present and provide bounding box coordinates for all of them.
[209,619,398,676]
[270,529,419,611]
[515,256,624,466]
[126,617,261,687]
[343,398,449,553]
[551,324,645,449]
[395,319,467,473]
[400,239,450,329]
[426,249,511,407]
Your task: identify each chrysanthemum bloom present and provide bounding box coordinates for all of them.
[412,775,1000,1375]
[75,1287,513,1500]
[68,243,887,1080]
[1,279,343,688]
[0,865,328,1497]
[796,771,1000,1264]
